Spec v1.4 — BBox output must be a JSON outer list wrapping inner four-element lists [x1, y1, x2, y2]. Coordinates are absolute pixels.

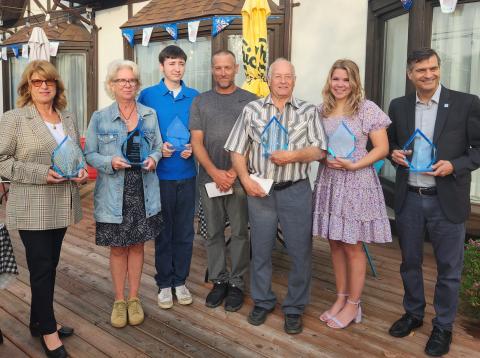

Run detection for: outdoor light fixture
[[86, 6, 93, 20]]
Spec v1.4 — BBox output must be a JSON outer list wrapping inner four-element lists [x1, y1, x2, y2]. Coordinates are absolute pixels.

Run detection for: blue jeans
[[155, 178, 196, 289]]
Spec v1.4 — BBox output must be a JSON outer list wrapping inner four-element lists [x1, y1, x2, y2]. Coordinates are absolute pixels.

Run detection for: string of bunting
[[401, 0, 457, 12], [123, 15, 279, 47], [1, 41, 61, 61]]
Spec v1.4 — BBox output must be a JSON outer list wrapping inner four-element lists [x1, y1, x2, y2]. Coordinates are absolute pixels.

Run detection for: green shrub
[[460, 239, 480, 319]]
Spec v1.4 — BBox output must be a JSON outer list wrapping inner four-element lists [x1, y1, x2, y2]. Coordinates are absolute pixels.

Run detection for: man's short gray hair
[[267, 58, 296, 80], [104, 59, 142, 99]]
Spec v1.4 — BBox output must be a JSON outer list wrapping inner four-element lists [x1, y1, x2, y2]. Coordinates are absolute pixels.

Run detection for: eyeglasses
[[113, 78, 139, 87], [30, 79, 57, 87]]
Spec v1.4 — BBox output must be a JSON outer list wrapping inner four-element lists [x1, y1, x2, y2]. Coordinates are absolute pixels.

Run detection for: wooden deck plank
[[1, 181, 479, 358]]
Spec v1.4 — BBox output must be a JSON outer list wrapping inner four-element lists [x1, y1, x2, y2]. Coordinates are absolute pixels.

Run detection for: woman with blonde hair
[[84, 60, 163, 329], [312, 59, 392, 329], [0, 60, 88, 357]]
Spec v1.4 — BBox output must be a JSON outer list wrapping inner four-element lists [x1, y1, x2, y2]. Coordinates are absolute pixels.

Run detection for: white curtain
[[380, 13, 409, 182], [432, 3, 480, 202], [56, 53, 87, 135], [135, 37, 212, 92], [9, 57, 28, 108]]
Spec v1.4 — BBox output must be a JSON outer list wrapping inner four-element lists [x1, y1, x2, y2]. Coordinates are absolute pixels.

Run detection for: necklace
[[118, 103, 136, 122]]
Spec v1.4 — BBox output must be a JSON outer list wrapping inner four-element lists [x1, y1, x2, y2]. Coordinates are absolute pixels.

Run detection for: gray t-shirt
[[190, 88, 258, 185]]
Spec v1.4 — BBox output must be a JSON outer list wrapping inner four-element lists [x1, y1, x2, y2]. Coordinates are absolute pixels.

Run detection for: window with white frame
[[135, 37, 212, 92], [8, 56, 28, 107], [431, 2, 480, 202]]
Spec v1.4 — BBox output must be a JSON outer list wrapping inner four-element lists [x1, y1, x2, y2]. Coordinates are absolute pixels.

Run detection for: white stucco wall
[[291, 0, 368, 105], [96, 6, 129, 108], [95, 2, 149, 108]]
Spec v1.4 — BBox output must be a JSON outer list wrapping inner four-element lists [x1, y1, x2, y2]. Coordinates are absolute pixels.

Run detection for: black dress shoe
[[284, 314, 303, 334], [425, 327, 452, 357], [247, 306, 274, 326], [205, 282, 228, 308], [40, 336, 68, 358], [224, 285, 244, 312], [389, 313, 423, 338], [30, 323, 74, 338]]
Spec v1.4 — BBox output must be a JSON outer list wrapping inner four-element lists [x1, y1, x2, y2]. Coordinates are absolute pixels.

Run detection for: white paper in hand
[[204, 182, 233, 198], [249, 174, 273, 195]]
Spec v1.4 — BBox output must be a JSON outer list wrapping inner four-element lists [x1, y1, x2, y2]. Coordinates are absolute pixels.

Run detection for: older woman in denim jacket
[[84, 60, 163, 329]]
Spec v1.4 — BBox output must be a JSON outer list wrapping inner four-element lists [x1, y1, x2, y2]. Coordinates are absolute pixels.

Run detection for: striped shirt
[[225, 95, 327, 182]]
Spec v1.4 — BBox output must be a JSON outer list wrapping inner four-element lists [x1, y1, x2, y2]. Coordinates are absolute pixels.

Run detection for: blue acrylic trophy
[[51, 136, 86, 178], [261, 116, 289, 157], [402, 128, 437, 172], [166, 116, 190, 151], [327, 121, 356, 159], [121, 121, 151, 169]]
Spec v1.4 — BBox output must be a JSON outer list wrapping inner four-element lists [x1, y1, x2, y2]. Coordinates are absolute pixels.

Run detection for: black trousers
[[19, 228, 67, 335]]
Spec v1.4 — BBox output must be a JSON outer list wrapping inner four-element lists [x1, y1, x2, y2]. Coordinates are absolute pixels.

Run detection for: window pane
[[9, 57, 28, 108], [432, 3, 480, 202], [56, 53, 87, 135], [227, 34, 247, 87], [135, 37, 212, 92], [381, 13, 409, 182]]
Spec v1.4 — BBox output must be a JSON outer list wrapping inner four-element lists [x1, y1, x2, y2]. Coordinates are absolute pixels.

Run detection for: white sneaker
[[157, 287, 174, 309], [175, 284, 193, 305]]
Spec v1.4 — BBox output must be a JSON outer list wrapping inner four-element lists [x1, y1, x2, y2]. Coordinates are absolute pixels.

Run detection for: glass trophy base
[[408, 167, 433, 173]]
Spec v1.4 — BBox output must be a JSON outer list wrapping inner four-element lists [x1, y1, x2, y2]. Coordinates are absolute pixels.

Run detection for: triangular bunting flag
[[401, 0, 414, 10], [49, 42, 60, 57], [142, 27, 153, 46], [11, 45, 20, 58], [22, 43, 29, 58], [162, 23, 178, 40], [122, 28, 135, 47], [188, 21, 200, 43], [212, 16, 235, 37], [439, 0, 457, 13]]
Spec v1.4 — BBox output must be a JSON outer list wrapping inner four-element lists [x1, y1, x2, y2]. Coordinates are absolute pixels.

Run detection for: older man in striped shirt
[[225, 58, 327, 334]]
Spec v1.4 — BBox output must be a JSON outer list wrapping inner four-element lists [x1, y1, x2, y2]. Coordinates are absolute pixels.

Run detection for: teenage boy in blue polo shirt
[[138, 45, 199, 309]]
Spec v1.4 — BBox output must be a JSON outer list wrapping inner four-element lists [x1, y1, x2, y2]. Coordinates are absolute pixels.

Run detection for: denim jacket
[[84, 102, 163, 223]]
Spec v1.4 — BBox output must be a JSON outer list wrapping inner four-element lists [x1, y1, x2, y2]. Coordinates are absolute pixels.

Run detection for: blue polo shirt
[[138, 79, 199, 180]]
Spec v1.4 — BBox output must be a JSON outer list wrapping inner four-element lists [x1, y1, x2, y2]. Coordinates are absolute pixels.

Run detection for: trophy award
[[402, 128, 437, 172], [261, 116, 289, 157], [121, 123, 151, 169], [51, 136, 86, 178], [327, 121, 356, 158], [166, 116, 190, 151]]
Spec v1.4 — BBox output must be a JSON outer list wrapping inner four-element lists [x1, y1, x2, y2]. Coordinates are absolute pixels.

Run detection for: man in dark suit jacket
[[387, 48, 480, 357]]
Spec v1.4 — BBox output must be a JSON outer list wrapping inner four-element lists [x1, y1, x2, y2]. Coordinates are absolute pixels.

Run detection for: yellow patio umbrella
[[241, 0, 271, 98]]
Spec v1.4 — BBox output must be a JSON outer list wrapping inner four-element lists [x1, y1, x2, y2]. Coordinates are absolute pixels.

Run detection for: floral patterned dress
[[312, 100, 392, 244]]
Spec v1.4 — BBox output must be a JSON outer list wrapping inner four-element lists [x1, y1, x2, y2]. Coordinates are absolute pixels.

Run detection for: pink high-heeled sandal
[[319, 293, 349, 322], [327, 299, 362, 329]]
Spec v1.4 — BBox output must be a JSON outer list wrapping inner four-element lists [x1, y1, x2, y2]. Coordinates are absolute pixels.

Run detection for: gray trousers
[[200, 184, 249, 290], [396, 191, 465, 331], [248, 179, 312, 315]]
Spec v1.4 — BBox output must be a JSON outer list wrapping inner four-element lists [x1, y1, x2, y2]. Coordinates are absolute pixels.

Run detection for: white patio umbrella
[[28, 27, 50, 62]]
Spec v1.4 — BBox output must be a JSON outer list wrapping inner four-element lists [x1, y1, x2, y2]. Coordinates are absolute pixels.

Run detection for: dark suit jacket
[[387, 86, 480, 223]]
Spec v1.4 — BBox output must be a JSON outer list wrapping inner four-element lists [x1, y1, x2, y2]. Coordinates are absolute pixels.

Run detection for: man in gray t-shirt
[[190, 50, 257, 312]]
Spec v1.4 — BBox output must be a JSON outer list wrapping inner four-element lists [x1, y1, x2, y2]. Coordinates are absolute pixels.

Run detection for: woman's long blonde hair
[[321, 59, 364, 117], [16, 60, 67, 110]]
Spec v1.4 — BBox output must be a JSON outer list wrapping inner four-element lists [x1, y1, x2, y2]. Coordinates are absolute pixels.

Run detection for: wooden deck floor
[[1, 181, 479, 357]]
